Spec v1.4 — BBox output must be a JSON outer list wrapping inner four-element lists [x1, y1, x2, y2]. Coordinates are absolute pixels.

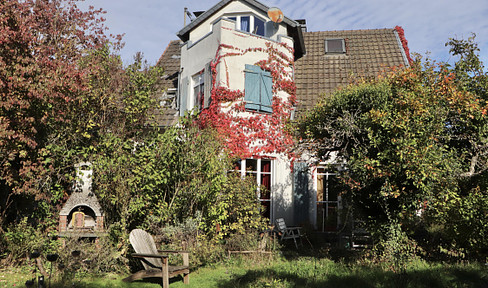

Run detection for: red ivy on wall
[[197, 39, 297, 160], [394, 26, 413, 65]]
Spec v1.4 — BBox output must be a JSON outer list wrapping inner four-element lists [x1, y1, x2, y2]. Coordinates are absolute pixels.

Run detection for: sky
[[78, 0, 488, 68]]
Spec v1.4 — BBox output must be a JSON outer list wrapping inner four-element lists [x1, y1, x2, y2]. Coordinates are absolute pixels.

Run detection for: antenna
[[267, 7, 284, 23], [184, 7, 194, 26]]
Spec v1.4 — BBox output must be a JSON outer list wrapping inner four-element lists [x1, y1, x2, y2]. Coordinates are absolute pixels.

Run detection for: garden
[[2, 1, 488, 287]]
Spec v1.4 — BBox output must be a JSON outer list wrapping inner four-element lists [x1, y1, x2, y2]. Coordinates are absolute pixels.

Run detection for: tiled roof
[[295, 29, 409, 116], [151, 40, 182, 127]]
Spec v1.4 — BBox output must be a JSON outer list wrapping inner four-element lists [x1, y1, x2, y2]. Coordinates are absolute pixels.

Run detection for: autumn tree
[[0, 0, 118, 231], [297, 36, 488, 258]]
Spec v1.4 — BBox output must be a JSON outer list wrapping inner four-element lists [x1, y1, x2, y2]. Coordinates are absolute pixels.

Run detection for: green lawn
[[2, 257, 488, 288]]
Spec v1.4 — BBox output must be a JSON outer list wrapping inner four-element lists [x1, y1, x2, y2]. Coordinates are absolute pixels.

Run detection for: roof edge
[[177, 0, 301, 40], [176, 0, 305, 59]]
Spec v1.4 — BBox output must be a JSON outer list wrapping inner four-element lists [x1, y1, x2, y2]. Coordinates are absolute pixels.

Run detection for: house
[[155, 0, 411, 231]]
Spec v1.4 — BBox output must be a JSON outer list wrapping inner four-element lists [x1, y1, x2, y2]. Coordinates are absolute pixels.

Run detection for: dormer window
[[227, 14, 265, 36], [325, 38, 346, 54]]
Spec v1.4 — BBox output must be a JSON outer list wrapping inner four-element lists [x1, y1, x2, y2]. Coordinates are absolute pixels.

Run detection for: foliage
[[94, 121, 266, 246], [55, 236, 126, 282], [0, 1, 265, 264], [3, 217, 58, 264], [372, 221, 421, 273], [0, 0, 125, 236], [297, 35, 488, 258], [0, 0, 113, 216]]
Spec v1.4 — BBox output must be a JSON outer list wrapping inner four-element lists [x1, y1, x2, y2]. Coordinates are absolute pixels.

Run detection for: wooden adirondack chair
[[122, 229, 189, 287], [274, 218, 303, 249]]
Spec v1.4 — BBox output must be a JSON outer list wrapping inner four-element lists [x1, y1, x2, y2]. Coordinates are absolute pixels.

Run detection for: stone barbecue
[[59, 162, 104, 238]]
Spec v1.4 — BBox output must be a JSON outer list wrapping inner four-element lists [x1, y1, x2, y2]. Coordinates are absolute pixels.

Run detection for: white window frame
[[192, 73, 204, 110], [226, 14, 266, 36], [313, 165, 343, 232], [235, 158, 274, 222]]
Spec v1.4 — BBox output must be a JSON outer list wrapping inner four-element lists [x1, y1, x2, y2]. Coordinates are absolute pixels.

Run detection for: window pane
[[193, 74, 204, 109], [228, 16, 236, 21], [261, 160, 271, 173], [260, 185, 270, 199], [240, 16, 250, 32], [325, 39, 345, 53], [260, 200, 271, 220], [317, 173, 324, 202], [246, 159, 258, 172], [233, 160, 242, 171], [253, 17, 265, 36], [328, 175, 339, 201]]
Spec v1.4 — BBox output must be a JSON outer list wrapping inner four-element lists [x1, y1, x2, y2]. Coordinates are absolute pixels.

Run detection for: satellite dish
[[267, 7, 284, 23]]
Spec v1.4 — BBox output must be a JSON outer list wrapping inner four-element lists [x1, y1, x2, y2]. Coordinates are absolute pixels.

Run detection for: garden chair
[[122, 229, 189, 288], [274, 218, 303, 249]]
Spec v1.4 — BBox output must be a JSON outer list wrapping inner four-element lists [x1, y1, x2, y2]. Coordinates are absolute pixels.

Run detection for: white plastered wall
[[179, 2, 296, 224]]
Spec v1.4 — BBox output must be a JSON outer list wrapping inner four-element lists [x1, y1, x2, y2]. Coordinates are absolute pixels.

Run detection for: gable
[[176, 0, 305, 59]]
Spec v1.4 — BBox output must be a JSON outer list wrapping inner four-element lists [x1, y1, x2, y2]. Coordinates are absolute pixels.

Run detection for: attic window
[[325, 38, 346, 54], [226, 14, 265, 37]]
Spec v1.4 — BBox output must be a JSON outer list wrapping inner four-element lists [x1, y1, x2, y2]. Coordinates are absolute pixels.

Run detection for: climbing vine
[[198, 35, 297, 159], [395, 26, 413, 65]]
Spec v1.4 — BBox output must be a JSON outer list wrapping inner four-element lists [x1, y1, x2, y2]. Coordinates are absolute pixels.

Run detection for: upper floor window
[[192, 73, 204, 110], [227, 14, 265, 36], [244, 64, 273, 113], [325, 38, 346, 54]]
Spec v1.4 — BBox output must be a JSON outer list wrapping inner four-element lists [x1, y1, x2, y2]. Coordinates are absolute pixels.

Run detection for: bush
[[373, 221, 421, 273], [55, 236, 127, 282], [3, 217, 58, 265]]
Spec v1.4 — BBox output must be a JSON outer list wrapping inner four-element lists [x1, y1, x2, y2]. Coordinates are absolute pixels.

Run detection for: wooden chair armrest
[[285, 226, 302, 230], [156, 251, 190, 267], [132, 253, 168, 259]]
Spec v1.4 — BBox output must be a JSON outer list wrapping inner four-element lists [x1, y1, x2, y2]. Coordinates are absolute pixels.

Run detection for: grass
[[2, 256, 488, 288]]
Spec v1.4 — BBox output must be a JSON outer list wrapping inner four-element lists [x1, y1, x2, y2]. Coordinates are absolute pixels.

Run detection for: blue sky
[[79, 0, 488, 68]]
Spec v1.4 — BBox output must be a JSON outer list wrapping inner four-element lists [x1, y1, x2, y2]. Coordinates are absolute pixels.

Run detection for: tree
[[297, 37, 488, 258], [0, 0, 119, 231]]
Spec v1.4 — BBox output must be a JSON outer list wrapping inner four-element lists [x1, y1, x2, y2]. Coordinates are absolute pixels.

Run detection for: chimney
[[296, 19, 307, 33]]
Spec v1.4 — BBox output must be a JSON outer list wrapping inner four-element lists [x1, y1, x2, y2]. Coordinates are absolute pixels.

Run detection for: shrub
[[4, 217, 58, 265], [373, 221, 421, 273]]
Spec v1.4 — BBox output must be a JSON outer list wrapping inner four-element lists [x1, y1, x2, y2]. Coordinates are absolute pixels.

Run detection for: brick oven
[[59, 162, 105, 238]]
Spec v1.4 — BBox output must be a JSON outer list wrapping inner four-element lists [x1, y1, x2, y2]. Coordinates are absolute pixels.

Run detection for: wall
[[179, 4, 299, 224]]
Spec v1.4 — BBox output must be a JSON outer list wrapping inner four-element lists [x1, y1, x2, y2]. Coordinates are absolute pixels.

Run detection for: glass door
[[316, 167, 341, 232]]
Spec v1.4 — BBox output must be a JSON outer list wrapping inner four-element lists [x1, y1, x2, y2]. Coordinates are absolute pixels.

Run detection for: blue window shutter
[[260, 70, 273, 113], [179, 77, 188, 116], [245, 64, 261, 111], [245, 64, 273, 113]]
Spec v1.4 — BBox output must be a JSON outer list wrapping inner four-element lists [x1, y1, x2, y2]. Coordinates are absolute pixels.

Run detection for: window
[[244, 64, 273, 113], [315, 167, 345, 232], [253, 17, 265, 35], [240, 16, 250, 32], [325, 38, 346, 54], [192, 73, 204, 110], [226, 14, 265, 36], [188, 62, 212, 112], [234, 159, 273, 221]]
